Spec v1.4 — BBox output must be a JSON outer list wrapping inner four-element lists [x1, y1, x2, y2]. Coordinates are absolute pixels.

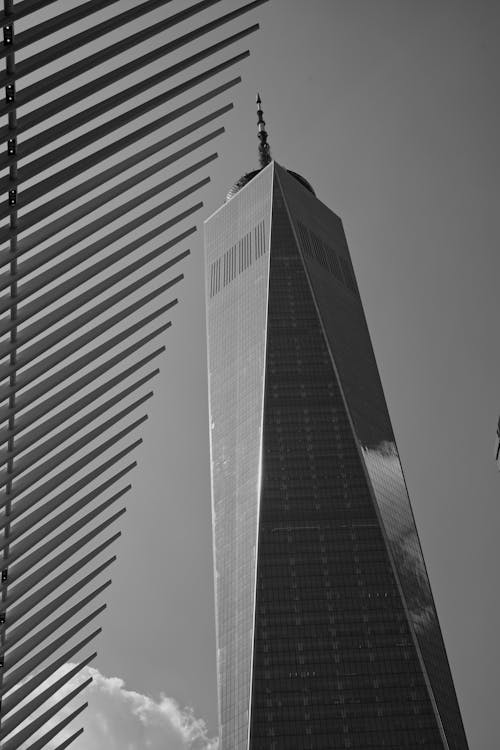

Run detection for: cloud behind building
[[12, 664, 218, 750]]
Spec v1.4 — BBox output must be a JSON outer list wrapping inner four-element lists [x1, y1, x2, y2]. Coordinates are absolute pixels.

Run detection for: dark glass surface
[[275, 164, 468, 749], [249, 175, 446, 749]]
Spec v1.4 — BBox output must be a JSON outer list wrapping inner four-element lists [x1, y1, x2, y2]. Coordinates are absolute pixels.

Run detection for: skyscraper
[[204, 100, 469, 750]]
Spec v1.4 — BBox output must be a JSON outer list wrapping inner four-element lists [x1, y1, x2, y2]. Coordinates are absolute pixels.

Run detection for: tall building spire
[[256, 92, 271, 168]]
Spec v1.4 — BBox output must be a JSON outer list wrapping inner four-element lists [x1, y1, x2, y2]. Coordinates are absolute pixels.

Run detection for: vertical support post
[[1, 0, 17, 723]]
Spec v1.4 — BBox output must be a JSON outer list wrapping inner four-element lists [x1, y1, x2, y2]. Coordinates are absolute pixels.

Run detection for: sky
[[10, 1, 500, 749]]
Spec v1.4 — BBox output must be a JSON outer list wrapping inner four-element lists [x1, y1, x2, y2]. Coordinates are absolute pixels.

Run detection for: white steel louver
[[0, 0, 268, 746]]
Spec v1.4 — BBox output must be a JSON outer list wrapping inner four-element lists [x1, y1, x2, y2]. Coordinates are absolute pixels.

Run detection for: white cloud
[[12, 664, 218, 750]]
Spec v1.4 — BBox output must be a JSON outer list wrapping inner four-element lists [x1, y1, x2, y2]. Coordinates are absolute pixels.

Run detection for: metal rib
[[0, 241, 189, 341], [4, 292, 174, 383], [0, 392, 148, 476], [6, 555, 115, 629], [0, 655, 95, 736], [0, 304, 172, 400], [6, 489, 129, 570], [13, 125, 224, 236], [6, 203, 199, 310], [2, 324, 167, 422], [0, 389, 152, 479], [8, 24, 257, 139], [16, 707, 87, 750], [9, 371, 158, 463], [0, 286, 172, 381], [1, 0, 262, 88], [0, 107, 229, 223], [0, 166, 211, 274], [3, 0, 212, 79], [0, 325, 165, 425], [2, 466, 134, 548], [0, 432, 140, 526], [2, 275, 179, 373], [0, 384, 152, 477], [6, 1, 265, 112], [8, 0, 133, 52], [4, 608, 104, 677], [49, 728, 85, 750], [1, 430, 140, 526], [0, 281, 175, 378], [4, 582, 108, 652], [12, 52, 248, 169], [2, 299, 173, 397], [0, 1, 59, 27], [2, 399, 144, 500], [9, 512, 123, 586], [0, 80, 238, 195], [12, 349, 160, 440], [0, 657, 94, 736], [1, 688, 89, 750], [5, 593, 105, 665], [6, 527, 121, 608], [0, 167, 209, 276], [1, 457, 134, 544], [1, 619, 100, 696]]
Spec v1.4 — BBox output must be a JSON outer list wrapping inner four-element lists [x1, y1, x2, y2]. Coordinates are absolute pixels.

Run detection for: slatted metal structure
[[0, 0, 267, 746]]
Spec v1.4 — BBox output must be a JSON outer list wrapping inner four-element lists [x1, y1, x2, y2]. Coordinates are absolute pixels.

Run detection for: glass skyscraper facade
[[204, 161, 468, 750]]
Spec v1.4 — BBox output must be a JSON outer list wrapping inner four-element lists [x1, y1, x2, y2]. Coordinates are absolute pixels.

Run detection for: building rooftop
[[226, 166, 315, 202]]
